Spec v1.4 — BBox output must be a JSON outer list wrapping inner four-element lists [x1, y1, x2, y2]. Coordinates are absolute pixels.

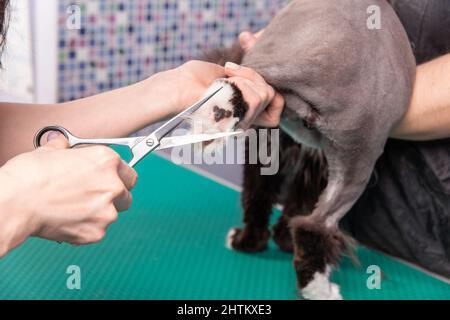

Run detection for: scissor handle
[[34, 125, 142, 150], [34, 126, 74, 148]]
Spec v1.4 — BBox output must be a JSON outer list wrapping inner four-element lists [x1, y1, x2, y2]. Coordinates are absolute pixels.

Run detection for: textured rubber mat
[[0, 153, 448, 300]]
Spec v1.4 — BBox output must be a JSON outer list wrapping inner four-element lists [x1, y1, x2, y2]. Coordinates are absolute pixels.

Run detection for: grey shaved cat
[[192, 0, 416, 299]]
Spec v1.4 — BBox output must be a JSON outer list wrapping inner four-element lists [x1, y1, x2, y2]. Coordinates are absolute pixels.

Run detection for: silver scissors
[[34, 87, 242, 167]]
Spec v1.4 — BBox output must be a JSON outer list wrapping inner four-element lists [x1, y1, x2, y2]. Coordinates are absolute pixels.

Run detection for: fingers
[[227, 77, 270, 127], [254, 93, 285, 128], [225, 64, 275, 105], [118, 160, 138, 191], [71, 205, 120, 245], [234, 29, 283, 127], [224, 62, 267, 85], [92, 146, 137, 191], [114, 188, 133, 212], [88, 147, 137, 212], [114, 161, 136, 212], [239, 29, 265, 53], [100, 149, 137, 210], [239, 32, 257, 53], [42, 132, 70, 150], [224, 63, 282, 127], [32, 144, 137, 246], [108, 152, 136, 212]]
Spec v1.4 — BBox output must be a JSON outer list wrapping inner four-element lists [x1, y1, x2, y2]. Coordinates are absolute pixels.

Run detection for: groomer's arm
[[391, 54, 450, 141], [0, 61, 282, 164], [0, 62, 224, 163]]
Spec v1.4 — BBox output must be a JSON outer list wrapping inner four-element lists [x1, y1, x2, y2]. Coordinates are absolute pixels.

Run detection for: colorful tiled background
[[57, 0, 288, 102]]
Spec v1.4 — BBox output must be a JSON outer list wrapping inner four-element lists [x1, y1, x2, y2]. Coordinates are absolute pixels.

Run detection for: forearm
[[61, 71, 181, 137], [0, 70, 181, 163], [391, 54, 450, 141]]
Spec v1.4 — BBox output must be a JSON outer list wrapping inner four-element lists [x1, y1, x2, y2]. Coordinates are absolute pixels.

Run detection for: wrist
[[140, 68, 186, 120], [0, 168, 36, 257]]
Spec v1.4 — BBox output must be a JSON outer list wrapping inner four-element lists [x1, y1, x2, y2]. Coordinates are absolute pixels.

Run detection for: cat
[[191, 0, 416, 299]]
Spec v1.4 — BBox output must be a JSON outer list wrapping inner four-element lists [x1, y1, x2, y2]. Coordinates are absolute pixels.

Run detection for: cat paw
[[226, 228, 239, 250], [301, 282, 342, 300], [188, 79, 248, 154], [226, 227, 270, 252], [300, 267, 343, 300]]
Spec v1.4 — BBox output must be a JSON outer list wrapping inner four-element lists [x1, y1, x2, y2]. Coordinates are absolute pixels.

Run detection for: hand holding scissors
[[34, 87, 242, 167]]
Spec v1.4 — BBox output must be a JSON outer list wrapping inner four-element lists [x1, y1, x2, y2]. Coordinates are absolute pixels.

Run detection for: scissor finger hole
[[34, 126, 70, 148]]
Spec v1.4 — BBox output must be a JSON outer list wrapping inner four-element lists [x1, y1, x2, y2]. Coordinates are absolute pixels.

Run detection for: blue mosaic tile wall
[[57, 0, 288, 102]]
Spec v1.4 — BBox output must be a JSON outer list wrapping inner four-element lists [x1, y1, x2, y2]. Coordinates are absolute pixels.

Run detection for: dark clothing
[[345, 0, 450, 277], [347, 140, 450, 277], [389, 0, 450, 64]]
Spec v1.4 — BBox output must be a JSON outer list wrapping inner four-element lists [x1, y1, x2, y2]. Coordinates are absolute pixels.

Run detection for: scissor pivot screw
[[146, 139, 155, 147]]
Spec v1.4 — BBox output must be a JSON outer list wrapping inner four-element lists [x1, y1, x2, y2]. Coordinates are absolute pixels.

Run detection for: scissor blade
[[128, 86, 225, 167], [152, 86, 223, 141], [156, 131, 244, 151]]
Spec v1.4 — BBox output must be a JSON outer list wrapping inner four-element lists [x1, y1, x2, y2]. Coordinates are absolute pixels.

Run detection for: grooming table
[[0, 152, 448, 300]]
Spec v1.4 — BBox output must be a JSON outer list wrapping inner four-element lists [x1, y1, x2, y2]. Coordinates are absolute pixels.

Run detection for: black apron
[[344, 0, 450, 278]]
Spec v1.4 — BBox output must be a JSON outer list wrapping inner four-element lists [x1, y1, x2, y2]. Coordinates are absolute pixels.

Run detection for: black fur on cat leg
[[290, 217, 351, 300], [273, 144, 328, 252], [227, 133, 283, 252]]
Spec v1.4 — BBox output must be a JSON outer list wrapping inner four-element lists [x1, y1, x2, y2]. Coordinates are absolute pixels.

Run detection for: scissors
[[34, 87, 242, 167]]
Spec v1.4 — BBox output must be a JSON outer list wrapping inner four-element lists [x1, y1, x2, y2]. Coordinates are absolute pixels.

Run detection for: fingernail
[[47, 131, 61, 142], [131, 174, 138, 189], [225, 62, 240, 70]]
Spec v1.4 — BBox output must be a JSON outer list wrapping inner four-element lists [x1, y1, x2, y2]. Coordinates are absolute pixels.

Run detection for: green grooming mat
[[0, 153, 448, 300]]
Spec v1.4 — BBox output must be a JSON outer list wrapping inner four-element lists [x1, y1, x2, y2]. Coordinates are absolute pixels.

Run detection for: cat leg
[[227, 135, 282, 252], [291, 218, 348, 300], [291, 151, 372, 300], [192, 76, 277, 252], [188, 79, 248, 153], [273, 146, 327, 253]]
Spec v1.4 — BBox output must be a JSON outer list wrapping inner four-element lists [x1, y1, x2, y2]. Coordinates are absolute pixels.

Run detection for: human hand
[[224, 62, 284, 128], [233, 29, 285, 127], [0, 134, 137, 255], [239, 29, 265, 53], [174, 59, 284, 128]]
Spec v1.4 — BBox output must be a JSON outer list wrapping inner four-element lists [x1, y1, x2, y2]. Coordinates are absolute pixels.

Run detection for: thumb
[[255, 93, 285, 128], [118, 160, 138, 191], [239, 31, 257, 53], [44, 131, 70, 150]]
